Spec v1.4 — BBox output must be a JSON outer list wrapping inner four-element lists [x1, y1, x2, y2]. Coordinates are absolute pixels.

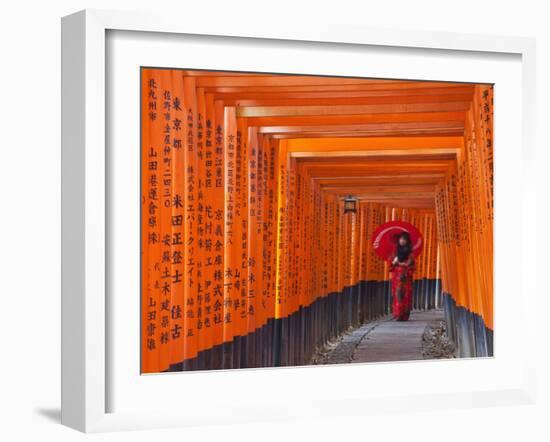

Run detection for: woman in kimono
[[389, 231, 416, 321]]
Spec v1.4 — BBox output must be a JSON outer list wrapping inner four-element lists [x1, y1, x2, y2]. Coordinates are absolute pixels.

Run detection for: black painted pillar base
[[442, 292, 493, 358]]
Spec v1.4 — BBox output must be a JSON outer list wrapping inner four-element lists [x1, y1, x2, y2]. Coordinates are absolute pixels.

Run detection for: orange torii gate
[[141, 68, 493, 373]]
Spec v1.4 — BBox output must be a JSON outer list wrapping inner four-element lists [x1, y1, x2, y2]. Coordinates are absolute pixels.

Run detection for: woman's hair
[[397, 231, 411, 245], [395, 231, 412, 261]]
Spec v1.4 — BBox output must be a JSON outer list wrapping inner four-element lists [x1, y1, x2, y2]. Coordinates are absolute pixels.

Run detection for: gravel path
[[311, 309, 450, 365], [310, 317, 391, 365], [420, 316, 456, 359]]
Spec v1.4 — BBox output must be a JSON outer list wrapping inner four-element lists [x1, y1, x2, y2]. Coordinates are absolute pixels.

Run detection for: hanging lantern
[[343, 195, 357, 214]]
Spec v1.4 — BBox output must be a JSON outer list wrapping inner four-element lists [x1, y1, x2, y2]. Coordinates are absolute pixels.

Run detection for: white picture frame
[[61, 9, 537, 433]]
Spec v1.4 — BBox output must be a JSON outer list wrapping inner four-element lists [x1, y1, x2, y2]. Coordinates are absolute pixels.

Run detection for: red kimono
[[389, 253, 415, 321]]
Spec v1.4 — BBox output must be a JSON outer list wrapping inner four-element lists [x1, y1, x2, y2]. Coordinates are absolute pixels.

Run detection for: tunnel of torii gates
[[141, 68, 494, 374]]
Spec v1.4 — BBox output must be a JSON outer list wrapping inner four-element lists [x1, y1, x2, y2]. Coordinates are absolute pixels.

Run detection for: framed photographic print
[[61, 9, 537, 433]]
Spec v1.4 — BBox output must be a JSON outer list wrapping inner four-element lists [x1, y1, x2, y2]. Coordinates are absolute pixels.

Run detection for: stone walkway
[[313, 309, 446, 365], [354, 309, 445, 363]]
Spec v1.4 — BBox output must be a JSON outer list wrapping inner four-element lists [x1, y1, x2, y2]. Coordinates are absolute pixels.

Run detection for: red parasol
[[371, 220, 423, 261]]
